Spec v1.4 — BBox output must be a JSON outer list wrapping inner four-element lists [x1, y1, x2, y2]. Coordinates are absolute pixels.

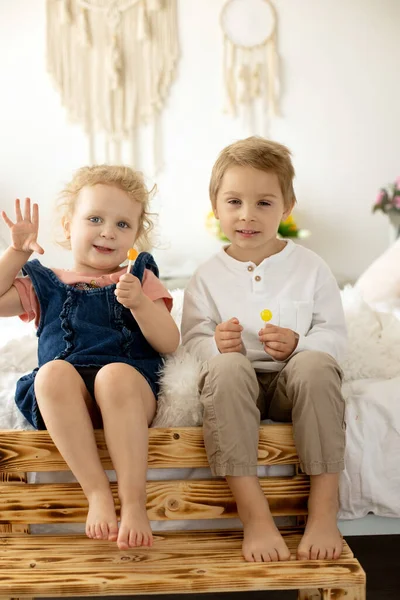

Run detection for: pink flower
[[374, 190, 385, 206], [395, 176, 400, 189], [393, 195, 400, 209]]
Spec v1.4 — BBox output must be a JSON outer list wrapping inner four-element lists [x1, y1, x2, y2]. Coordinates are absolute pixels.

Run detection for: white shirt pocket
[[279, 300, 313, 334]]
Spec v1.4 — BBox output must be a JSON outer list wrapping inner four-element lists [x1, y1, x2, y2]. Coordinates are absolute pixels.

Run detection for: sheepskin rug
[[153, 286, 400, 427]]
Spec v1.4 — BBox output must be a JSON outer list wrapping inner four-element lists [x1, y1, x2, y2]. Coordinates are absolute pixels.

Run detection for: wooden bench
[[0, 424, 366, 599]]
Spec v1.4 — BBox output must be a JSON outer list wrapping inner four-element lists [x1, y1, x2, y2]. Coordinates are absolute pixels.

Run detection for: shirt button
[[255, 275, 262, 282], [247, 266, 254, 272]]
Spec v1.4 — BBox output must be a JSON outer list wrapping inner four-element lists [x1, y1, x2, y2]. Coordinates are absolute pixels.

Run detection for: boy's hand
[[215, 317, 243, 353], [258, 324, 299, 361], [112, 273, 144, 310], [1, 198, 44, 255]]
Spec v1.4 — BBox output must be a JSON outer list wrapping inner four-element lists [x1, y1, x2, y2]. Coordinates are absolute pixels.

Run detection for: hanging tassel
[[238, 59, 252, 105], [137, 1, 150, 41], [60, 0, 72, 25], [108, 33, 123, 91], [147, 0, 162, 12], [77, 8, 91, 48], [251, 63, 261, 99], [266, 37, 279, 117]]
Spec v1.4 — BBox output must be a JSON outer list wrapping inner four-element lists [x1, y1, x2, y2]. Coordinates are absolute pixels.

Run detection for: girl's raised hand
[[1, 198, 44, 255]]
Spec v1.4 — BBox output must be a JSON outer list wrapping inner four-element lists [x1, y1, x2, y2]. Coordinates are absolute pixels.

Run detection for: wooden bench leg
[[298, 586, 366, 599], [0, 473, 32, 600]]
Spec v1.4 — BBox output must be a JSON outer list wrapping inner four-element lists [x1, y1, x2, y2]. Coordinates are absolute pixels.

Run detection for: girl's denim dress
[[15, 252, 164, 429]]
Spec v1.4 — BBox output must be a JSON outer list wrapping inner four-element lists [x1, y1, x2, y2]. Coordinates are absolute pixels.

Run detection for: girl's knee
[[34, 360, 77, 395], [95, 362, 138, 389], [95, 364, 152, 410]]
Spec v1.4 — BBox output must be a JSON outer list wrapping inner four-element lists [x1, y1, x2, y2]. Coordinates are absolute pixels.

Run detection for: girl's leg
[[94, 363, 156, 550], [34, 360, 118, 541]]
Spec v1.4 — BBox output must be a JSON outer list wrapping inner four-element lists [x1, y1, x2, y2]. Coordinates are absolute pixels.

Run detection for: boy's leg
[[270, 350, 345, 560], [94, 363, 156, 550], [199, 352, 290, 562], [34, 360, 118, 541]]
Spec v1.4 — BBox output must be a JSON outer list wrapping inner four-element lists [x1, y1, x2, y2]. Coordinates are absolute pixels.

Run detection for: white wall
[[1, 0, 399, 281]]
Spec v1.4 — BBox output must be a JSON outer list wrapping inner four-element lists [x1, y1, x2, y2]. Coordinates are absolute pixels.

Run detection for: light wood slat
[[298, 587, 366, 600], [0, 475, 309, 523], [0, 472, 29, 535], [0, 424, 298, 472], [0, 559, 366, 597], [0, 531, 354, 569]]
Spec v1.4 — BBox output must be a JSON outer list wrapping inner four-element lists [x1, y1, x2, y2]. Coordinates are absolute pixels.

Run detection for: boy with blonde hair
[[181, 137, 347, 563]]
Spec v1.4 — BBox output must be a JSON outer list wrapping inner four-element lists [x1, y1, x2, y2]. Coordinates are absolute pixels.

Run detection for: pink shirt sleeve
[[12, 277, 41, 325], [142, 269, 173, 312]]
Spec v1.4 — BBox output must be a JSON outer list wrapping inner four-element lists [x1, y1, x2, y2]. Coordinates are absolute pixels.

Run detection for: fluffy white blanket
[[1, 286, 400, 429]]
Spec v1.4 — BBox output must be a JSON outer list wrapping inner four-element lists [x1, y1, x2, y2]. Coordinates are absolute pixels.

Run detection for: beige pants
[[199, 351, 345, 477]]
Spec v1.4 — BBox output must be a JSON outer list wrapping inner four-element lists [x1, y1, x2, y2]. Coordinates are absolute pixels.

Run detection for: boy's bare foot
[[242, 516, 291, 562], [117, 500, 153, 550], [86, 489, 118, 541], [297, 513, 343, 560], [227, 475, 291, 562]]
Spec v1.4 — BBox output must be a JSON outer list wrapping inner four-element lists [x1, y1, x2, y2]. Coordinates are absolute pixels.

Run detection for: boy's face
[[214, 166, 292, 261]]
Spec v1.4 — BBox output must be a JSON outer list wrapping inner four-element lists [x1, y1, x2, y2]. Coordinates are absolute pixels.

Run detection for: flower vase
[[389, 211, 400, 245]]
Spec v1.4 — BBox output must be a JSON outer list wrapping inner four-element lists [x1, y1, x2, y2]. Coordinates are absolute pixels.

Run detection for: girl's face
[[63, 184, 143, 275]]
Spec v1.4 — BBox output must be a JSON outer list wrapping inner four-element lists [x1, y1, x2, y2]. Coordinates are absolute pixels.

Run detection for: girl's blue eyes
[[88, 217, 129, 228]]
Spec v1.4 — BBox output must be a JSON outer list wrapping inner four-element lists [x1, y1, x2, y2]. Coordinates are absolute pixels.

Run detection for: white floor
[[338, 515, 400, 536]]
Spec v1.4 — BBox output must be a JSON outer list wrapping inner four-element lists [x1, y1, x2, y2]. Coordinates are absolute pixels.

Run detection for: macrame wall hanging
[[220, 0, 280, 133], [46, 0, 179, 171]]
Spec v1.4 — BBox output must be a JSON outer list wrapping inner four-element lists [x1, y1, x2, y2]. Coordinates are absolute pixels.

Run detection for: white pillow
[[355, 238, 400, 304]]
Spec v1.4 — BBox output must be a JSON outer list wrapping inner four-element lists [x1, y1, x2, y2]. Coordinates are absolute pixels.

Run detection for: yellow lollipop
[[260, 309, 273, 323], [126, 248, 138, 273]]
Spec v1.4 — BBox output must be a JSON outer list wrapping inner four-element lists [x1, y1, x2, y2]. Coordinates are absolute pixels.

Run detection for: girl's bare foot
[[86, 489, 118, 541], [117, 500, 153, 550], [242, 516, 291, 562]]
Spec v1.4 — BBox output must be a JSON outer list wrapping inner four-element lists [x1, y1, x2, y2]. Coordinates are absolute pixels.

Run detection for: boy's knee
[[289, 351, 342, 383], [200, 352, 253, 385], [208, 351, 250, 373]]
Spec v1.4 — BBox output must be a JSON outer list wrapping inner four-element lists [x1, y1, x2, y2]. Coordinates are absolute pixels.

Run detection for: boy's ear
[[213, 206, 219, 219], [282, 200, 295, 222], [62, 217, 71, 240], [282, 208, 292, 222]]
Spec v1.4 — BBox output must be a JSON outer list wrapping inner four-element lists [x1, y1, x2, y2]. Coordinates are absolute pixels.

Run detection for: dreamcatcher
[[46, 0, 179, 170], [220, 0, 280, 132]]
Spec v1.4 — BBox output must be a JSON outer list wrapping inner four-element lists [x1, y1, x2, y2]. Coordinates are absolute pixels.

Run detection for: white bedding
[[1, 286, 400, 523]]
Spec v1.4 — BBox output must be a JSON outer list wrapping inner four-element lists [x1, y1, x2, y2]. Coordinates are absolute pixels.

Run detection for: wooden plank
[[0, 424, 298, 472], [0, 475, 309, 523], [0, 473, 29, 535], [0, 559, 366, 597], [0, 532, 354, 569], [299, 587, 366, 600]]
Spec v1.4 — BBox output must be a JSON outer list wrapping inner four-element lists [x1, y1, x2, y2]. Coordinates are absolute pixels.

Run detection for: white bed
[[1, 286, 400, 536]]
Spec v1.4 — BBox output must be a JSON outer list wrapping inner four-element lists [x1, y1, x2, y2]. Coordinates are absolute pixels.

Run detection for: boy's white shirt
[[181, 240, 347, 371]]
